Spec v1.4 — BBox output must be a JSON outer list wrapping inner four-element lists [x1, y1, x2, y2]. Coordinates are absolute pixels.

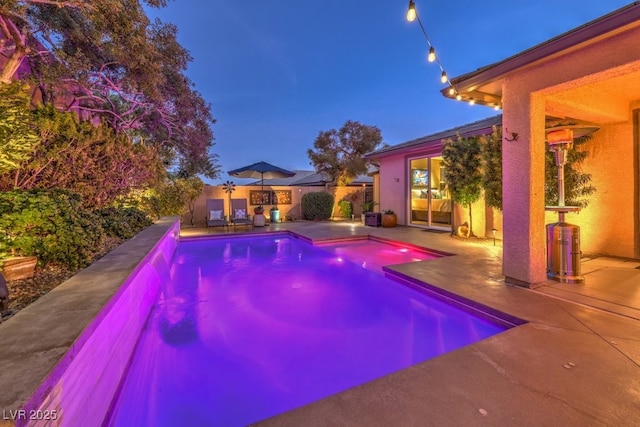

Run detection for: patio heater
[[544, 125, 598, 283]]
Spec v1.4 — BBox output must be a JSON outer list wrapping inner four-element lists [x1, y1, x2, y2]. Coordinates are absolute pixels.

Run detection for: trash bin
[[546, 222, 583, 283], [270, 209, 280, 223]]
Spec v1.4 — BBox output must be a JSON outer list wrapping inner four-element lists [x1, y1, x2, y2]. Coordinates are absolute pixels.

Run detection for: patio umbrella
[[228, 161, 295, 206]]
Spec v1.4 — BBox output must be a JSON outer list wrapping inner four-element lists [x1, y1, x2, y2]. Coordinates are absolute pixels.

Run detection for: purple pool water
[[317, 238, 440, 274], [108, 235, 506, 426]]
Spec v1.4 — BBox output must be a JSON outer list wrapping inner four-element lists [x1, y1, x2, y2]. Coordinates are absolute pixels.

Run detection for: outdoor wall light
[[504, 129, 519, 142], [492, 228, 497, 246], [406, 0, 416, 22]]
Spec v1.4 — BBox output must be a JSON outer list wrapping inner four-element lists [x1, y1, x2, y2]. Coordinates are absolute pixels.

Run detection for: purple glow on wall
[[21, 222, 180, 427]]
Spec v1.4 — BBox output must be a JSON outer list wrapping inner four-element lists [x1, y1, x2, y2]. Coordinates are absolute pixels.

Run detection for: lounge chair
[[205, 199, 229, 232], [230, 199, 253, 230]]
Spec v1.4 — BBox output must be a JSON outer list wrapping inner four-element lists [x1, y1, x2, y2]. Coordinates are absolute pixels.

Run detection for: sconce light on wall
[[504, 129, 519, 142]]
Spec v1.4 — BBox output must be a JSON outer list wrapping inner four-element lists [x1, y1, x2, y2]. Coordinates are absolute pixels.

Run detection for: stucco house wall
[[502, 26, 640, 267], [543, 119, 635, 257], [378, 153, 408, 224], [186, 184, 376, 226]]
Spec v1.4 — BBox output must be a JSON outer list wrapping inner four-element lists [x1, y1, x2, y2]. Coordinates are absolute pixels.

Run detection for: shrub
[[0, 189, 105, 270], [338, 200, 353, 218], [95, 206, 152, 239], [301, 191, 334, 220]]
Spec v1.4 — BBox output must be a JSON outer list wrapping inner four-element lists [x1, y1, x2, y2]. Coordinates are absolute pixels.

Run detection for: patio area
[[182, 220, 640, 425]]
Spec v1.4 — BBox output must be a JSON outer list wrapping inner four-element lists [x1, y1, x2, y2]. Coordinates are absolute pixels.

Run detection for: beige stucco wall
[[543, 119, 635, 257], [185, 185, 377, 226], [378, 153, 409, 224], [500, 23, 640, 284], [185, 185, 311, 226]]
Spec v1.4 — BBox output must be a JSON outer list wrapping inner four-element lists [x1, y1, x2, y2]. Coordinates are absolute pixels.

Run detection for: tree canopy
[[481, 126, 503, 210], [307, 120, 383, 186], [0, 106, 162, 208], [0, 83, 39, 174], [0, 0, 219, 179]]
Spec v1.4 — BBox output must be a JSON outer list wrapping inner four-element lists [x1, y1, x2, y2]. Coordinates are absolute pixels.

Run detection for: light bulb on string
[[440, 71, 448, 84], [448, 87, 455, 96], [406, 0, 416, 22], [427, 46, 436, 62]]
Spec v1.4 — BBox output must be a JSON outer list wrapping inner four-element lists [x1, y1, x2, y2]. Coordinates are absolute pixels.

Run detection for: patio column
[[501, 90, 547, 287]]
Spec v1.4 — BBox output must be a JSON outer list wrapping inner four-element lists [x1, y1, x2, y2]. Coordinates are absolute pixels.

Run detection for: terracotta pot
[[382, 213, 397, 228], [1, 256, 37, 281]]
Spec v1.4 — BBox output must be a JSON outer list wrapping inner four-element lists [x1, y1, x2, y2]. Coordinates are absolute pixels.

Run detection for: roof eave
[[441, 2, 640, 106]]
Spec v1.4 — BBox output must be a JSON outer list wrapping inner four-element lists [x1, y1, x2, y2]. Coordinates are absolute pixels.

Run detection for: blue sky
[[146, 1, 632, 184]]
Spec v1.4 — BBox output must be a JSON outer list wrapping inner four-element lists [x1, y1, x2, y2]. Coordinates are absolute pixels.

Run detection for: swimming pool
[[107, 235, 507, 426]]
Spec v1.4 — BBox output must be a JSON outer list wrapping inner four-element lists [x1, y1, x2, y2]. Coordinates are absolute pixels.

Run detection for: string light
[[405, 2, 504, 111], [406, 0, 456, 96], [427, 46, 436, 62], [406, 0, 417, 22]]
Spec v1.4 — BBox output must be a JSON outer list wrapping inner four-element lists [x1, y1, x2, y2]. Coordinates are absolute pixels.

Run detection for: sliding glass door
[[408, 156, 452, 229]]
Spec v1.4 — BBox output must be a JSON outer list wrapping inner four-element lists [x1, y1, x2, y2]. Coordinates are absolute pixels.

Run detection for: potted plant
[[270, 205, 280, 223], [382, 209, 397, 228]]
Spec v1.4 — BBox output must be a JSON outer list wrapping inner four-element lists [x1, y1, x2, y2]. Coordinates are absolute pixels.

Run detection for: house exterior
[[374, 3, 640, 287], [366, 115, 502, 237]]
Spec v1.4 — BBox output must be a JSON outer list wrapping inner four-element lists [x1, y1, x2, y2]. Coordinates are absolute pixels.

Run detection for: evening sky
[[145, 1, 632, 184]]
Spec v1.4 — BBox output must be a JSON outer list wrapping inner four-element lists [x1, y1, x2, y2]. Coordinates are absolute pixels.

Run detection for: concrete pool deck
[[185, 221, 640, 426], [1, 219, 638, 425]]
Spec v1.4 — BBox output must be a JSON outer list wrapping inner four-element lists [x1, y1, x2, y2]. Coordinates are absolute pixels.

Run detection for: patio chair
[[205, 199, 229, 232], [230, 198, 253, 230]]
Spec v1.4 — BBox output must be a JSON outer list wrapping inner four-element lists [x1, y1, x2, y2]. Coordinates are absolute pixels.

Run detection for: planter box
[[1, 256, 37, 281]]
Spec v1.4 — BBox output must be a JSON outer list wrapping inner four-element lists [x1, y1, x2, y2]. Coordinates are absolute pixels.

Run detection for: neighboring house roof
[[366, 115, 502, 160], [248, 170, 373, 186], [441, 3, 640, 106]]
